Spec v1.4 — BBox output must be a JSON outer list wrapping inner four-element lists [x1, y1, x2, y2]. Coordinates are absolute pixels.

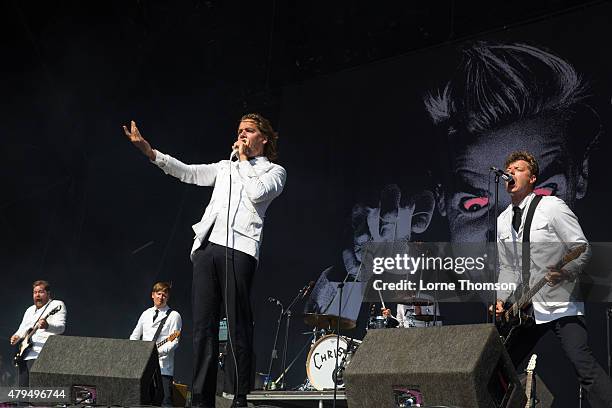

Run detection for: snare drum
[[306, 335, 358, 390]]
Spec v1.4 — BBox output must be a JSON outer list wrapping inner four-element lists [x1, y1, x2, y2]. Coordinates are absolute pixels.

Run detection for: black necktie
[[512, 206, 522, 233], [153, 309, 159, 323]]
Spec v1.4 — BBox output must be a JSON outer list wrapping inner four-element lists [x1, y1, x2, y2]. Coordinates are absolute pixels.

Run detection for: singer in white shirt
[[130, 282, 181, 407], [494, 151, 612, 407], [124, 113, 286, 408]]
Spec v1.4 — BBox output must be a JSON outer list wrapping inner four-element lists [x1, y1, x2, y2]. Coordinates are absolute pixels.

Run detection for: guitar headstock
[[526, 354, 537, 372], [168, 331, 181, 342], [47, 305, 62, 316], [562, 244, 587, 265]]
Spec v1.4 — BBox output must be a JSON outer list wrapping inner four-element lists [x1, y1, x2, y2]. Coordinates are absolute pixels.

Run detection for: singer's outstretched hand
[[123, 120, 156, 161]]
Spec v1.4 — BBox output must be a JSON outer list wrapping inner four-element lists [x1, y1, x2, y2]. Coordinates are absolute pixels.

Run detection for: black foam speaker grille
[[30, 335, 162, 406], [343, 324, 525, 408]]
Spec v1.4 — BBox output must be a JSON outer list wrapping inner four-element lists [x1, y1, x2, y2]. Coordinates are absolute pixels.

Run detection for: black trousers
[[191, 242, 256, 406], [17, 359, 34, 387], [161, 375, 173, 407], [507, 315, 612, 408]]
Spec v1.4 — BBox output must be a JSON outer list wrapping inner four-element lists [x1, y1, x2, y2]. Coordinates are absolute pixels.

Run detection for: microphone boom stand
[[491, 173, 501, 324], [273, 285, 309, 390], [265, 300, 284, 390], [333, 282, 344, 408]]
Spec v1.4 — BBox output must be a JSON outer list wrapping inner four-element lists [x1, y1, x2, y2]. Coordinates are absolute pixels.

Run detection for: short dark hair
[[32, 280, 50, 292], [504, 151, 539, 180], [152, 282, 171, 294], [240, 113, 279, 161]]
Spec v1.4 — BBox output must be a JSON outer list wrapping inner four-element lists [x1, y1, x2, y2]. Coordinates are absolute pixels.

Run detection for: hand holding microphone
[[231, 139, 250, 161]]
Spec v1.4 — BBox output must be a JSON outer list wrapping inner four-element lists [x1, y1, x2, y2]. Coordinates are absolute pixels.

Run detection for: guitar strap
[[521, 194, 543, 294], [152, 308, 173, 343]]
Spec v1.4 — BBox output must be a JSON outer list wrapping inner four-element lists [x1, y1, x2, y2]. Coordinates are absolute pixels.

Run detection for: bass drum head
[[306, 334, 349, 391]]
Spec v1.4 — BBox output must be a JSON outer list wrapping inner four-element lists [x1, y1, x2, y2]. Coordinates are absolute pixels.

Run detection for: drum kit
[[299, 297, 441, 391], [262, 274, 443, 393]]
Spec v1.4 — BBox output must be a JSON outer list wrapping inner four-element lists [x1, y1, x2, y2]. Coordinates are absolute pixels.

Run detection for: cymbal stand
[[274, 334, 315, 389]]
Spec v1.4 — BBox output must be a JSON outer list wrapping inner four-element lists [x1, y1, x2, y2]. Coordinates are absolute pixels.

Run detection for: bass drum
[[306, 334, 358, 391]]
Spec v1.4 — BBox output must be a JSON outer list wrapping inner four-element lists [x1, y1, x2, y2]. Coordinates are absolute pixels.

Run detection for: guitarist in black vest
[[493, 151, 612, 407], [10, 280, 66, 387], [130, 282, 182, 407]]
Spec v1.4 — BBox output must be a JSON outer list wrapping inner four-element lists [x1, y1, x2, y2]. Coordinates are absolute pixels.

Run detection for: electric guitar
[[156, 330, 181, 349], [496, 244, 586, 343], [13, 304, 62, 366], [525, 354, 538, 408]]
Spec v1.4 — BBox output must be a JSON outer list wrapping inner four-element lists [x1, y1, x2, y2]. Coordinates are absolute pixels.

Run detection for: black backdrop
[[2, 2, 612, 406]]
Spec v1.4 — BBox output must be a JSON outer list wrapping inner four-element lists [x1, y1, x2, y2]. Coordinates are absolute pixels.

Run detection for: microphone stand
[[265, 299, 284, 390], [607, 305, 612, 376], [490, 172, 502, 324], [274, 285, 309, 390], [333, 281, 344, 408]]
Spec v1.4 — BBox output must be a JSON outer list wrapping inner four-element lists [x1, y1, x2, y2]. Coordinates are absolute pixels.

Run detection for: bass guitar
[[156, 330, 181, 348], [13, 304, 62, 366]]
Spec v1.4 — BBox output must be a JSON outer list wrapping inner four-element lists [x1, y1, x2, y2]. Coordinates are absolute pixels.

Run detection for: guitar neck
[[525, 374, 534, 408], [507, 246, 582, 317], [515, 277, 548, 310]]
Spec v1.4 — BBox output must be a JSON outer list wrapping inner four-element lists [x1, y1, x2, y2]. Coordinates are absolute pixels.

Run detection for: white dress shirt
[[153, 151, 286, 260], [13, 299, 66, 360], [130, 305, 182, 376], [497, 193, 591, 324]]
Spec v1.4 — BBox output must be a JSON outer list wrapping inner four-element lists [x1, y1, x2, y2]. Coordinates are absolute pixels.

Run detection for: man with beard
[[10, 280, 66, 387]]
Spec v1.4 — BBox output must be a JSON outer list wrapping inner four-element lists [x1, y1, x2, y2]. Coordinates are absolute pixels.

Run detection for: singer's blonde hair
[[240, 113, 279, 161]]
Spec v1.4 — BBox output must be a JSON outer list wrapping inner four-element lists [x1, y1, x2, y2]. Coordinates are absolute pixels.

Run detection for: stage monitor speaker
[[344, 324, 525, 408], [30, 335, 162, 406]]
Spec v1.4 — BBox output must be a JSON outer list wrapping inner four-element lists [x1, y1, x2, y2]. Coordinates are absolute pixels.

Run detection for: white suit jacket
[[153, 150, 286, 260]]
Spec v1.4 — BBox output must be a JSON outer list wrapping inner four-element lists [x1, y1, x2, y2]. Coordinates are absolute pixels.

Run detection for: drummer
[[382, 296, 442, 328]]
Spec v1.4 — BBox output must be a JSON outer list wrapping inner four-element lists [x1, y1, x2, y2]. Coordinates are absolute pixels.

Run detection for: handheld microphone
[[490, 166, 515, 185]]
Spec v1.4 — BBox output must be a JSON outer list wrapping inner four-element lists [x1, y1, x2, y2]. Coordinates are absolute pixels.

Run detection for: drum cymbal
[[384, 294, 434, 306], [403, 298, 434, 306], [371, 288, 434, 305], [413, 314, 443, 322], [303, 313, 356, 330]]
